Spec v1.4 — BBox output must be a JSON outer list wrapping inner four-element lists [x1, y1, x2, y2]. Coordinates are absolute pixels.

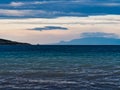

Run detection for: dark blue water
[[0, 45, 120, 90]]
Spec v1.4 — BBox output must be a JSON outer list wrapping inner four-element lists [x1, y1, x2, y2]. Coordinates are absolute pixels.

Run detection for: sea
[[0, 45, 120, 90]]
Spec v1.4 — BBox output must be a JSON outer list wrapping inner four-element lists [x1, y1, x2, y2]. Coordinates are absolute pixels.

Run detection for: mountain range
[[56, 37, 120, 45], [1, 37, 120, 45]]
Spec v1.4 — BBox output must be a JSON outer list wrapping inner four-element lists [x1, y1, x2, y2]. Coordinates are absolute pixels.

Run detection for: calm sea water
[[0, 45, 120, 90]]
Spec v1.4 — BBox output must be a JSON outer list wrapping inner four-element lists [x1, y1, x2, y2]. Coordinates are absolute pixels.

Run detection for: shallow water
[[0, 45, 120, 90]]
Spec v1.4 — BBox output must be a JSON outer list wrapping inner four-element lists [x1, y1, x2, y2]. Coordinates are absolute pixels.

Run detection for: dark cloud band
[[29, 26, 68, 31]]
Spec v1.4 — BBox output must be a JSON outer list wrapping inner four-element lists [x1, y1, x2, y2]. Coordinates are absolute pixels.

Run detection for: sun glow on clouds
[[0, 15, 120, 44]]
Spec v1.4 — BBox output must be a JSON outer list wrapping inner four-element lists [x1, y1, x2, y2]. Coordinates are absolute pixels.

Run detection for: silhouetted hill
[[56, 37, 120, 45], [0, 39, 30, 45]]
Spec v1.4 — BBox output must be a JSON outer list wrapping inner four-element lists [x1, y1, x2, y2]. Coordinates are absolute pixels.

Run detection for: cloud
[[81, 32, 118, 38], [101, 3, 120, 6], [0, 9, 26, 16], [0, 0, 120, 18], [0, 9, 47, 17], [29, 26, 68, 31], [9, 1, 46, 7], [3, 15, 119, 25], [9, 2, 24, 7], [0, 9, 83, 18]]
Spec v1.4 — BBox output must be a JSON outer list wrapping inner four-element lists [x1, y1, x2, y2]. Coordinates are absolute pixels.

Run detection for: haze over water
[[0, 45, 120, 90]]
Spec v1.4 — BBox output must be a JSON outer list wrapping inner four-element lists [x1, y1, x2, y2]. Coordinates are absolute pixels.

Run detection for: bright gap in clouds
[[0, 15, 120, 44]]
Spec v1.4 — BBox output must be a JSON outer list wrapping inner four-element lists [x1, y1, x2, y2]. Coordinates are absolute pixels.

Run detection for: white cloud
[[0, 9, 46, 16], [33, 1, 46, 4], [0, 9, 26, 16], [9, 2, 24, 7], [100, 3, 120, 6], [9, 1, 47, 7], [0, 9, 83, 17]]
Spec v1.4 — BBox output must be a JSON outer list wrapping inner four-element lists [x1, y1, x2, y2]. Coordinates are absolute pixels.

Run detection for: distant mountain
[[56, 37, 120, 45], [0, 39, 30, 45]]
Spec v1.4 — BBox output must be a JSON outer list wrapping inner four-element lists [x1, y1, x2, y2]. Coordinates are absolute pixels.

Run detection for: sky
[[0, 0, 120, 44]]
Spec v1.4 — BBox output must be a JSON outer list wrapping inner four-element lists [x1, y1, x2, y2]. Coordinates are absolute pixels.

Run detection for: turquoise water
[[0, 45, 120, 90]]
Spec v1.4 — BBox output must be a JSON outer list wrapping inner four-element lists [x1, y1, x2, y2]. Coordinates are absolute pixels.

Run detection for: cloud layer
[[0, 0, 120, 18], [0, 15, 120, 44]]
